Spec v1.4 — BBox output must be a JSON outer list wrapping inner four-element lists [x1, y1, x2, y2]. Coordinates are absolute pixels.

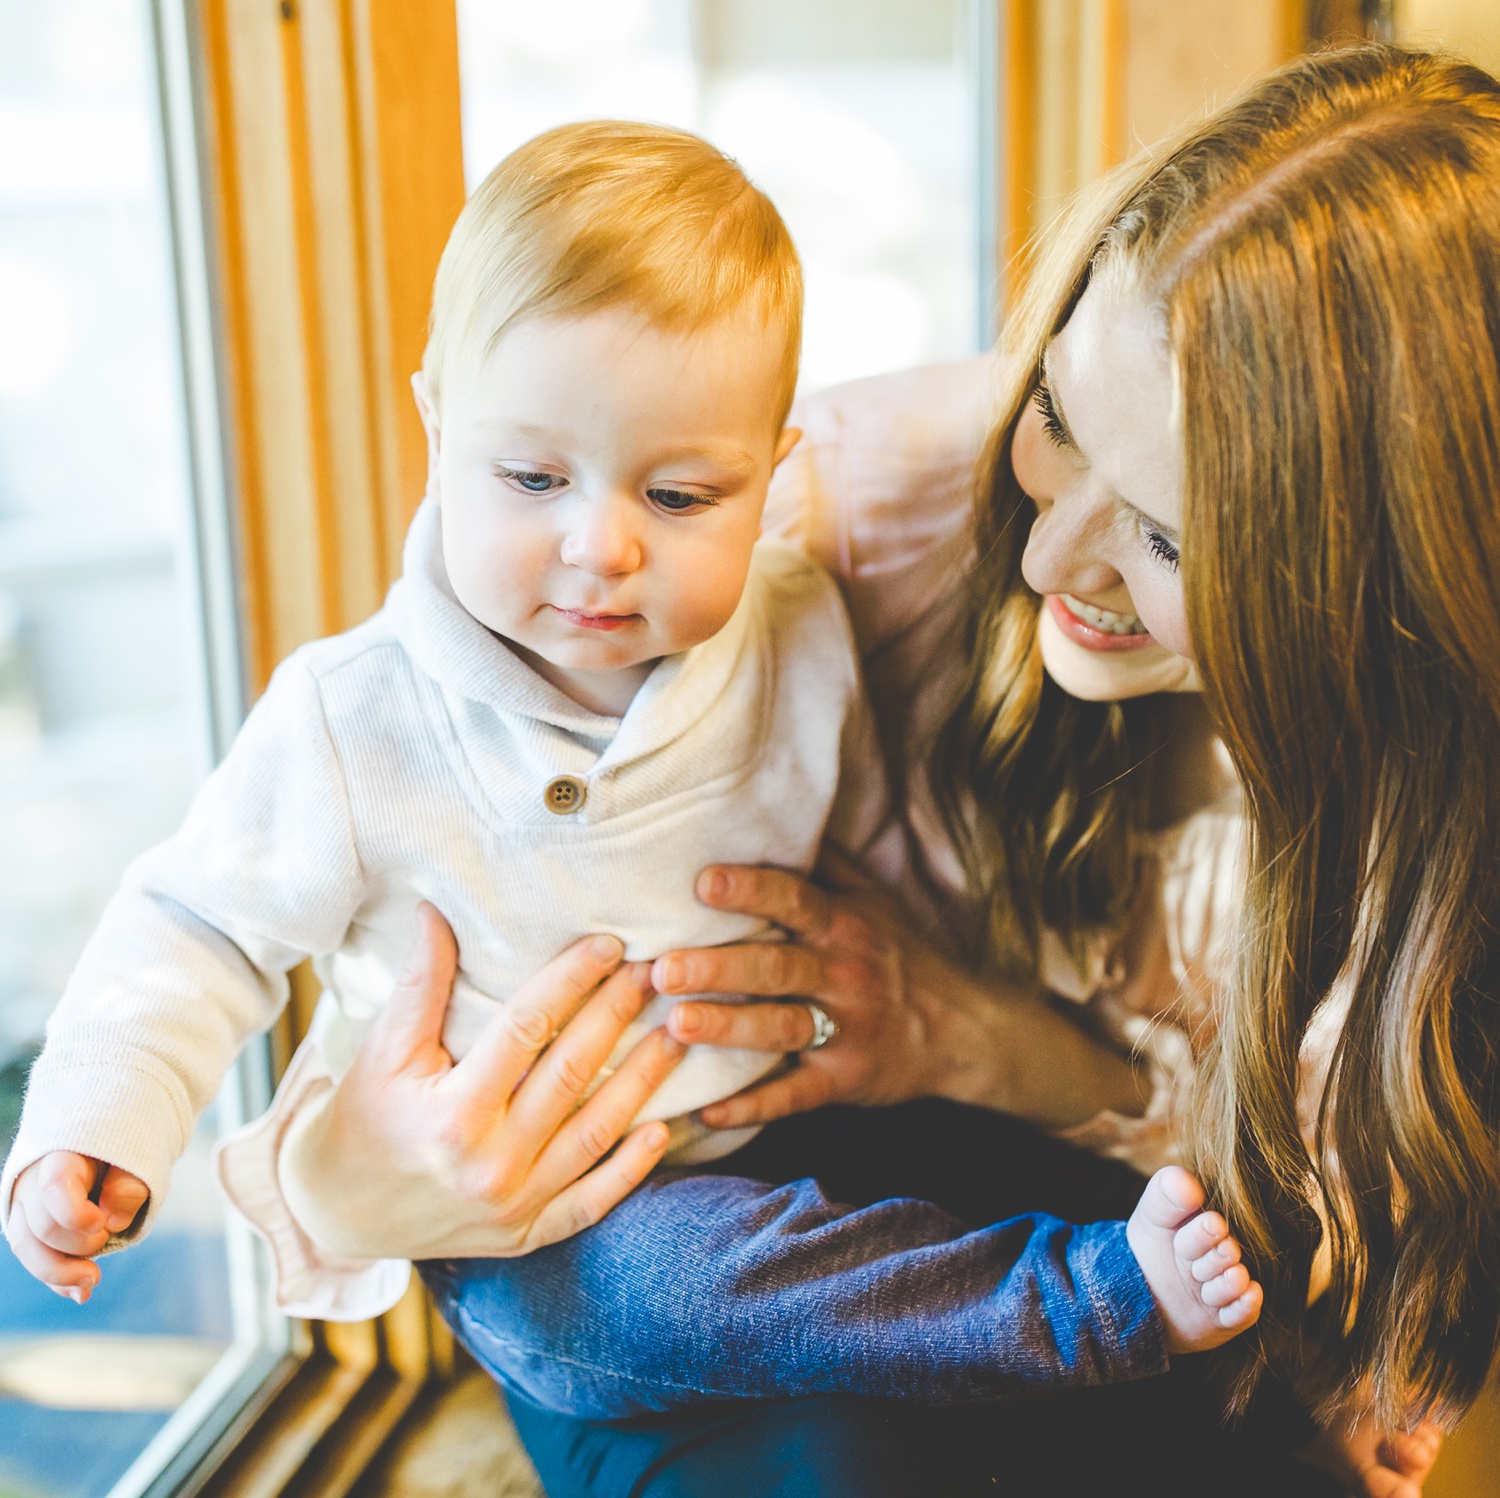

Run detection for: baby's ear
[[772, 425, 803, 468], [411, 372, 442, 502]]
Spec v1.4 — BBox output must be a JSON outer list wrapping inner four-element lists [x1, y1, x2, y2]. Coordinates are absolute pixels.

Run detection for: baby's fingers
[[97, 1167, 149, 1235], [30, 1154, 110, 1255], [6, 1205, 102, 1302]]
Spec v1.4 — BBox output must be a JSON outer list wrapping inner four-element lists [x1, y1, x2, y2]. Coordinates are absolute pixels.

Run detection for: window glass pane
[[455, 0, 984, 392], [0, 2, 259, 1493]]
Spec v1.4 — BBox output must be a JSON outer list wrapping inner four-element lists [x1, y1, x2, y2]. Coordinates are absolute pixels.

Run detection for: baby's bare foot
[[1125, 1166, 1262, 1354]]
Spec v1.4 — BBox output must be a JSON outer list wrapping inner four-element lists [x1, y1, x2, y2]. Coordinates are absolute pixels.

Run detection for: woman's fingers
[[500, 962, 656, 1144], [524, 1121, 674, 1251], [363, 902, 461, 1069], [814, 844, 884, 895], [694, 865, 838, 939], [451, 932, 625, 1112], [524, 1027, 686, 1205], [667, 998, 819, 1052], [700, 1059, 836, 1129], [652, 940, 826, 1001]]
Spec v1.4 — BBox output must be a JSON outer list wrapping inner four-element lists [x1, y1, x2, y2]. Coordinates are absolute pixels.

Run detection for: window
[[0, 4, 285, 1495], [456, 0, 994, 393]]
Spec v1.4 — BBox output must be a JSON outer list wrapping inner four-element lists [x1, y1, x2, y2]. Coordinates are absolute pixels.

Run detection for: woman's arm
[[657, 863, 1151, 1133]]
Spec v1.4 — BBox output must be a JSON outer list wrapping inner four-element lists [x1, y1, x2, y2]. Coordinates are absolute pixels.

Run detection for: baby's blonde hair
[[423, 120, 802, 424]]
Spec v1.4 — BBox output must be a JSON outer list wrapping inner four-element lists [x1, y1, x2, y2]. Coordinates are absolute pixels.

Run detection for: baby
[[2, 122, 1259, 1363]]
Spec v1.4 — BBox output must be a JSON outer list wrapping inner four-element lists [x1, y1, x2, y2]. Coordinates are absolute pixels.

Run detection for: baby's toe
[[1201, 1263, 1251, 1308], [1217, 1283, 1263, 1330], [1173, 1210, 1228, 1265], [1189, 1235, 1241, 1284]]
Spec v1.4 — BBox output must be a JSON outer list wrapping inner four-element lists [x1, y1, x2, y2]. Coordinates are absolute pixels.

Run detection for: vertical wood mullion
[[298, 0, 386, 626], [349, 0, 466, 569]]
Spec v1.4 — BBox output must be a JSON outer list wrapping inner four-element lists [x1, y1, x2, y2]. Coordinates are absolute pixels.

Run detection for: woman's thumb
[[370, 902, 460, 1060]]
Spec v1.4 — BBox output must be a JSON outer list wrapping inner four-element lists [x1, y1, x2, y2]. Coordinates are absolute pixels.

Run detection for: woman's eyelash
[[1032, 381, 1071, 448], [1139, 517, 1181, 572]]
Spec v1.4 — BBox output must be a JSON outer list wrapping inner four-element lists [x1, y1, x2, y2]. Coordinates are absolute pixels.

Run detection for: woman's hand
[[1305, 1408, 1445, 1498], [283, 903, 685, 1262], [651, 857, 1147, 1132]]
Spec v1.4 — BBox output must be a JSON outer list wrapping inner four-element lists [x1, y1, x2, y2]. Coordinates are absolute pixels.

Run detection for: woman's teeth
[[1060, 594, 1149, 636]]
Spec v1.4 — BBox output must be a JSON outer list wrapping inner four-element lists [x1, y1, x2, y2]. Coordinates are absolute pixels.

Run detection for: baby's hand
[[1125, 1165, 1263, 1354], [6, 1152, 148, 1303]]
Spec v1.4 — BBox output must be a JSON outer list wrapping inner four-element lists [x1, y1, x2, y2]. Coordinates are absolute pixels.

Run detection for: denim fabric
[[422, 1169, 1168, 1419], [503, 1378, 1345, 1498]]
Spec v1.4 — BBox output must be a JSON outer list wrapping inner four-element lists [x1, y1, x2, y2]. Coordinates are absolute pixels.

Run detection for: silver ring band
[[803, 1003, 839, 1051]]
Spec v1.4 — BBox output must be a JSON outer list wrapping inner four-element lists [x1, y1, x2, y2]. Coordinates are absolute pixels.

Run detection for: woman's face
[[1012, 275, 1201, 700]]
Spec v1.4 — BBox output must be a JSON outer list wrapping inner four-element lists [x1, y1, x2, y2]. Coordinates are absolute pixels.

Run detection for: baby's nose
[[559, 495, 643, 574]]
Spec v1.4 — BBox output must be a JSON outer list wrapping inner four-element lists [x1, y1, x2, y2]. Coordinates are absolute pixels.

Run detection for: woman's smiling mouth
[[1046, 593, 1155, 652]]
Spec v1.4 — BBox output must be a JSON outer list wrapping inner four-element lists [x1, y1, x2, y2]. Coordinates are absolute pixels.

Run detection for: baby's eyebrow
[[665, 444, 756, 469]]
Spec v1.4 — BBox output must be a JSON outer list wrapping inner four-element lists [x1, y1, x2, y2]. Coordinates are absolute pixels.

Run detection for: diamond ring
[[803, 1003, 839, 1051]]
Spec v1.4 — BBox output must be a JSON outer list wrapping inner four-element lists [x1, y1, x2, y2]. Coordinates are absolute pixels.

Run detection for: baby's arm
[[1124, 1165, 1263, 1352], [7, 1154, 149, 1301], [2, 654, 362, 1271]]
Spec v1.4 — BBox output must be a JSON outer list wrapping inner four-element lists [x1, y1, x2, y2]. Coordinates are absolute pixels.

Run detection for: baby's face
[[423, 305, 798, 714]]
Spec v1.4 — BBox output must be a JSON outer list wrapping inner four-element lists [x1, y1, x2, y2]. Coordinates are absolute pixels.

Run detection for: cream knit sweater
[[0, 498, 885, 1255]]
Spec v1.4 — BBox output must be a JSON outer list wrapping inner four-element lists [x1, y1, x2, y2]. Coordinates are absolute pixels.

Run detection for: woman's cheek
[[1131, 571, 1194, 660], [1009, 414, 1048, 503]]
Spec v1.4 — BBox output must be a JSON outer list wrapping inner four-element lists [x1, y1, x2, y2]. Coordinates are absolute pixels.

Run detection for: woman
[[219, 41, 1500, 1496]]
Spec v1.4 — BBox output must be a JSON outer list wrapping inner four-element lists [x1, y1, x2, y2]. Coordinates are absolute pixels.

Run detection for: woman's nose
[[1021, 488, 1122, 599], [558, 493, 642, 575]]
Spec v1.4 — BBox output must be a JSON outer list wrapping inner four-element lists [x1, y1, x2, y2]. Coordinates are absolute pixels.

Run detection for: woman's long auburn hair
[[942, 44, 1500, 1426]]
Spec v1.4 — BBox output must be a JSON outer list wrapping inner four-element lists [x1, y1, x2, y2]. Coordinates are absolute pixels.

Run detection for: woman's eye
[[1139, 517, 1181, 572], [500, 468, 564, 494], [1032, 382, 1071, 449], [647, 487, 716, 513]]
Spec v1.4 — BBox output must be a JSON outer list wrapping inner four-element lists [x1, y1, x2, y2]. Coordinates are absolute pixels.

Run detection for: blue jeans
[[423, 1174, 1164, 1416], [421, 1103, 1337, 1498]]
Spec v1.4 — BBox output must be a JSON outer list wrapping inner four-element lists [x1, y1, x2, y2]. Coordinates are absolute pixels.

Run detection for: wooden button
[[543, 775, 587, 815]]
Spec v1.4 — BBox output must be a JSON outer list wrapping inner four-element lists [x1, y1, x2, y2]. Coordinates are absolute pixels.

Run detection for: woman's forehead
[[1048, 279, 1183, 534]]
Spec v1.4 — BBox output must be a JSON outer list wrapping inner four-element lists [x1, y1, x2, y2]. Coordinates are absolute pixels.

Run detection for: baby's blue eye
[[508, 470, 559, 493], [648, 487, 713, 512]]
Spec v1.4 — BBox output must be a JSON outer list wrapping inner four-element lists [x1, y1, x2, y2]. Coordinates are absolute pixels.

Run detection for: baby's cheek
[[659, 549, 755, 649]]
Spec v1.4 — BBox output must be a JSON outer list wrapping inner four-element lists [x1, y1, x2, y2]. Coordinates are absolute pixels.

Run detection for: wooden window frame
[[136, 2, 466, 1494]]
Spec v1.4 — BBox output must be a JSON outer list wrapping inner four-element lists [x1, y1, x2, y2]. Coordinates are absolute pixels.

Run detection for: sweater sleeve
[[1, 654, 363, 1245]]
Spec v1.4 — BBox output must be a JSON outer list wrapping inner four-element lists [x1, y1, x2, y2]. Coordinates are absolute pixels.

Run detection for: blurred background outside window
[[456, 0, 989, 395], [0, 4, 267, 1497]]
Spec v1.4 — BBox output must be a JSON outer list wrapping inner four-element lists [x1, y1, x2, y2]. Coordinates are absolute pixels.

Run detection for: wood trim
[[201, 0, 464, 692], [349, 0, 466, 573], [1001, 0, 1038, 301], [184, 5, 465, 1491]]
